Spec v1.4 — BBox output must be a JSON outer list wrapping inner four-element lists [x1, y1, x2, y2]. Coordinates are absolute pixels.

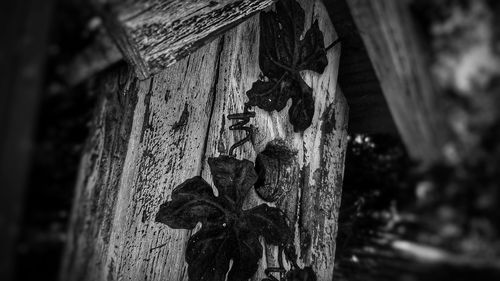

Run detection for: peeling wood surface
[[99, 0, 276, 79], [345, 0, 455, 162], [61, 1, 347, 280], [60, 39, 223, 281]]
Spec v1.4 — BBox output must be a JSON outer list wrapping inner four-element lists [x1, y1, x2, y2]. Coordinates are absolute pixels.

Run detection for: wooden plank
[[59, 39, 223, 281], [61, 1, 347, 280], [0, 0, 53, 280], [322, 0, 399, 136], [344, 0, 455, 162], [98, 0, 277, 79], [201, 0, 348, 279]]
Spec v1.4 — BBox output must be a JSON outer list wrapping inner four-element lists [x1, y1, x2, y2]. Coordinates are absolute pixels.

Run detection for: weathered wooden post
[[60, 0, 348, 280]]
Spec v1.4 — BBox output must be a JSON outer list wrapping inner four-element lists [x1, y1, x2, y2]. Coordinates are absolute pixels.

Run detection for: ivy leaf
[[226, 224, 263, 281], [286, 267, 317, 281], [207, 156, 258, 206], [156, 156, 292, 281], [155, 177, 226, 229], [185, 226, 231, 281], [247, 0, 328, 132], [245, 204, 291, 245]]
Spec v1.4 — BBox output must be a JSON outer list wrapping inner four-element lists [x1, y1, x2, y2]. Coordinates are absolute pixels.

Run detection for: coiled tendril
[[227, 104, 256, 156]]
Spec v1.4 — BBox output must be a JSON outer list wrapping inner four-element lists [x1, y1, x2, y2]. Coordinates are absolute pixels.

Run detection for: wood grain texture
[[61, 1, 347, 280], [99, 0, 276, 79], [60, 39, 223, 281], [201, 0, 348, 279], [345, 0, 455, 162], [60, 64, 141, 281]]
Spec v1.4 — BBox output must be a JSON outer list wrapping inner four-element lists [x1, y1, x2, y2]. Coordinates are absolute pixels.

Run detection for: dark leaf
[[247, 79, 290, 112], [226, 225, 263, 281], [298, 21, 328, 73], [289, 82, 315, 132], [245, 204, 291, 245], [275, 0, 306, 61], [155, 176, 226, 229], [247, 76, 300, 112], [286, 267, 317, 281], [186, 226, 231, 281], [248, 0, 328, 132], [208, 156, 258, 205], [259, 12, 290, 78], [156, 156, 291, 281]]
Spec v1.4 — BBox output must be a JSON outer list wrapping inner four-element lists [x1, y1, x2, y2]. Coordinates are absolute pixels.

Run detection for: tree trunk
[[60, 0, 348, 280]]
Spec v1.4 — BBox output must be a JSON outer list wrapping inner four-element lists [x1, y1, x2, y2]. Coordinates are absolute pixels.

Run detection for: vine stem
[[325, 37, 341, 52], [227, 105, 256, 157]]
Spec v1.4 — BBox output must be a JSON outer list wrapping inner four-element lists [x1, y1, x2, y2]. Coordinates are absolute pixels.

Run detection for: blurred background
[[1, 0, 499, 281]]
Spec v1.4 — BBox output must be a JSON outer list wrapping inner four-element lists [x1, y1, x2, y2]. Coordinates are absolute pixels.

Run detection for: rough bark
[[60, 38, 223, 281], [60, 1, 347, 280], [0, 1, 53, 280], [345, 0, 455, 162]]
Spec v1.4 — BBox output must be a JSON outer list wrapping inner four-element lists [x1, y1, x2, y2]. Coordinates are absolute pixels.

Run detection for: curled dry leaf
[[255, 139, 298, 202]]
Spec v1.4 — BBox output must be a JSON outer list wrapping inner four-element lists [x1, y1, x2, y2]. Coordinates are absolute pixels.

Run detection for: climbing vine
[[155, 0, 328, 280]]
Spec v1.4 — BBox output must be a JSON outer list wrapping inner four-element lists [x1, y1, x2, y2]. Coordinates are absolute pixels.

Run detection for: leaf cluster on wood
[[246, 0, 329, 132], [156, 156, 292, 281]]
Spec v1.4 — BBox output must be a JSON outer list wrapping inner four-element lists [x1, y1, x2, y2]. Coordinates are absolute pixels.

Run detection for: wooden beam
[[60, 1, 348, 280], [96, 0, 277, 79], [344, 0, 455, 162], [0, 0, 53, 280], [323, 0, 399, 136]]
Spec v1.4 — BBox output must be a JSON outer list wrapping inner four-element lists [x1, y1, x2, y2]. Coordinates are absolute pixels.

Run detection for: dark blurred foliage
[[337, 129, 500, 269], [13, 1, 97, 280], [14, 85, 96, 281], [411, 0, 500, 159], [413, 121, 500, 257], [336, 134, 415, 258], [335, 1, 500, 278], [335, 130, 500, 281]]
